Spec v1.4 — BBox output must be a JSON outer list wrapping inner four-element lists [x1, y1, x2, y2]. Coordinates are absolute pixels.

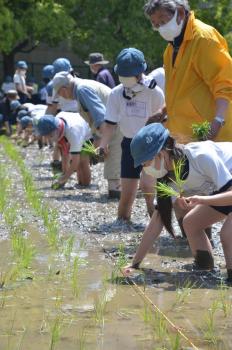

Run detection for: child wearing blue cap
[[126, 123, 232, 283], [99, 47, 165, 220], [37, 112, 92, 188], [14, 61, 33, 103]]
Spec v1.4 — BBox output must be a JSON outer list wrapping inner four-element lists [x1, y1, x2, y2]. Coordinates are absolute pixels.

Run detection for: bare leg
[[140, 171, 155, 217], [118, 178, 139, 220], [183, 205, 225, 256], [77, 156, 91, 186], [220, 213, 232, 269]]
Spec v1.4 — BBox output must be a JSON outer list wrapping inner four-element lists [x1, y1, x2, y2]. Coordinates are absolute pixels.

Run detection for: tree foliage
[[0, 0, 231, 75], [0, 0, 75, 55]]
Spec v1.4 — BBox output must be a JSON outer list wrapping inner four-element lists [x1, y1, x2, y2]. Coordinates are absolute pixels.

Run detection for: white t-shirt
[[14, 72, 27, 93], [56, 111, 92, 153], [179, 141, 232, 195], [58, 97, 79, 112], [105, 84, 164, 138], [147, 67, 165, 93]]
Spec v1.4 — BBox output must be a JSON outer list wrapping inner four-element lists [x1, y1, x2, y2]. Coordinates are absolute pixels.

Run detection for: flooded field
[[0, 136, 232, 350]]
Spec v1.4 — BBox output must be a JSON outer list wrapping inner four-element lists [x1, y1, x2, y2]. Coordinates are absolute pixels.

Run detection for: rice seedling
[[93, 295, 107, 327], [4, 206, 18, 228], [80, 141, 97, 156], [155, 158, 186, 198], [93, 285, 108, 327], [11, 231, 36, 269], [77, 327, 87, 350], [203, 301, 219, 345], [152, 311, 168, 342], [141, 303, 153, 324], [192, 120, 211, 141], [71, 256, 81, 298], [168, 333, 181, 350], [174, 280, 196, 307], [216, 281, 232, 317], [61, 235, 75, 261], [49, 314, 64, 350], [111, 243, 129, 283]]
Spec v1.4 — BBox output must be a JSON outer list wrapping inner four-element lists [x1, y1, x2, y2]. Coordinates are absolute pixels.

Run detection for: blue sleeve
[[75, 86, 105, 128]]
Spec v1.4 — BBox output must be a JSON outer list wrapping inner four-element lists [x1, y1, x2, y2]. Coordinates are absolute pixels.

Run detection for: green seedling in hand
[[80, 141, 97, 156], [155, 158, 186, 198], [192, 120, 211, 141]]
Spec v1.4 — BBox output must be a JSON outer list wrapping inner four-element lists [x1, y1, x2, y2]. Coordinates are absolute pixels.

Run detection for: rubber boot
[[194, 250, 214, 270]]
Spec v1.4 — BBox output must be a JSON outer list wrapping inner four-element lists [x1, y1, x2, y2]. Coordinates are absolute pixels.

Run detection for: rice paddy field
[[0, 136, 232, 350]]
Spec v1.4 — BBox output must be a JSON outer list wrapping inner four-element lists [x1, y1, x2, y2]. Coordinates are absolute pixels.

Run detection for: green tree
[[0, 0, 75, 75], [70, 0, 232, 70], [70, 0, 166, 70]]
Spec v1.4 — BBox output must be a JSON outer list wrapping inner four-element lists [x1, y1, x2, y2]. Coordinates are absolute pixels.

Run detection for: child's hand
[[175, 196, 190, 210], [185, 195, 204, 207], [122, 265, 138, 276]]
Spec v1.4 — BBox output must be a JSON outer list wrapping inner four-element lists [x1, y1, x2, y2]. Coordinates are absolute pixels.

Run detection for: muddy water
[[0, 141, 232, 350]]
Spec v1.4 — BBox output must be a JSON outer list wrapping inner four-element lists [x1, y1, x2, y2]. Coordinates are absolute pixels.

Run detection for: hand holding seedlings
[[192, 120, 211, 141]]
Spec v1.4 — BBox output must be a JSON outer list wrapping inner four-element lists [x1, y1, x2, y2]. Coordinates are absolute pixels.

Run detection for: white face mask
[[119, 76, 138, 88], [156, 10, 184, 42], [144, 157, 168, 179]]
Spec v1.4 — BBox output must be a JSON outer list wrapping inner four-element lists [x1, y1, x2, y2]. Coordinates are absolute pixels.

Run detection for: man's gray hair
[[144, 0, 190, 16]]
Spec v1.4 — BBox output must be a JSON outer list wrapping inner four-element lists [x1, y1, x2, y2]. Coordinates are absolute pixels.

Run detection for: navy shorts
[[121, 137, 142, 179], [211, 180, 232, 215]]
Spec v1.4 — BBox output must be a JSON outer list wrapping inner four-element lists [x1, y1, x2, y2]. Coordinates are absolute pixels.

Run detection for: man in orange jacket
[[144, 0, 232, 142]]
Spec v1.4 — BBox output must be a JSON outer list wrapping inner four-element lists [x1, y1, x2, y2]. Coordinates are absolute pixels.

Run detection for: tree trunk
[[2, 52, 15, 77]]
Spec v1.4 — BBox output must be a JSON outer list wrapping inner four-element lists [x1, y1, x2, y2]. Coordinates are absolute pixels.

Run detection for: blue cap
[[42, 65, 54, 79], [53, 58, 72, 74], [16, 60, 28, 69], [114, 48, 147, 77], [130, 123, 170, 167], [20, 116, 32, 129], [17, 109, 29, 120], [37, 115, 60, 136], [10, 100, 21, 111]]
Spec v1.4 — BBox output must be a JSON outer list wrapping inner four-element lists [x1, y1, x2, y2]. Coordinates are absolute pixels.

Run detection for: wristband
[[214, 116, 225, 126]]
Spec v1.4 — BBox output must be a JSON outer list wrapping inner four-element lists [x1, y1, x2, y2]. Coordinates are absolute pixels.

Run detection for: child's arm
[[186, 189, 232, 207]]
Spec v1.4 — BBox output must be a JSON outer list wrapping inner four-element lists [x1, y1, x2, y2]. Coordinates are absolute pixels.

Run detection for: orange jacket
[[164, 12, 232, 141]]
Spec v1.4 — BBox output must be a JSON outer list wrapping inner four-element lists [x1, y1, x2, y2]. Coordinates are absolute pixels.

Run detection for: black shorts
[[211, 180, 232, 215], [121, 137, 142, 179]]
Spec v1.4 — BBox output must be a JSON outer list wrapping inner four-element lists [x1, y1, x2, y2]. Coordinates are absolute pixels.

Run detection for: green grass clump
[[192, 120, 211, 141]]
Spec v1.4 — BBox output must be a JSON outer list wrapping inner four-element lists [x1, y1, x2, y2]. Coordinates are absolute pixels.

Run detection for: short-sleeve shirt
[[181, 141, 232, 195], [105, 84, 164, 138], [14, 73, 27, 94], [56, 111, 92, 153]]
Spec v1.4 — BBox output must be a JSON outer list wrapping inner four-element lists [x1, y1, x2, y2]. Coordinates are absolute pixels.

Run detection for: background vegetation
[[0, 0, 232, 75]]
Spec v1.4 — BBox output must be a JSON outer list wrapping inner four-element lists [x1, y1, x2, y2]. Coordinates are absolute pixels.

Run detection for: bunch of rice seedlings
[[155, 158, 186, 198], [81, 141, 97, 156], [192, 120, 211, 141]]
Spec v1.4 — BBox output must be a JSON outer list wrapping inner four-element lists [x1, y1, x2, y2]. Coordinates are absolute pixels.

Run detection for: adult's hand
[[207, 119, 222, 140]]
